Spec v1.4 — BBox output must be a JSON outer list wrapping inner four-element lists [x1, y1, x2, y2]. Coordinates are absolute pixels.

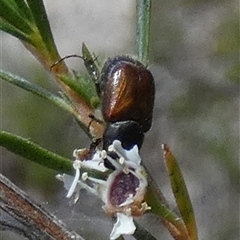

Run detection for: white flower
[[110, 213, 136, 240], [66, 160, 81, 198], [73, 149, 108, 172], [56, 150, 106, 202], [57, 140, 149, 239]]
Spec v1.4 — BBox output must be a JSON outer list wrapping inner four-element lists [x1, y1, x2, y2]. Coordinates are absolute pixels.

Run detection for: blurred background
[[1, 0, 239, 239]]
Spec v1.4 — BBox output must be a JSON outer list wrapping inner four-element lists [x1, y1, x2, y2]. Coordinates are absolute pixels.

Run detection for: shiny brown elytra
[[101, 56, 155, 133]]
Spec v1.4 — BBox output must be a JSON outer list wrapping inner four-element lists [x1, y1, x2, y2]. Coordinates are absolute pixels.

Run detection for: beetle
[[100, 56, 155, 168], [51, 52, 155, 169]]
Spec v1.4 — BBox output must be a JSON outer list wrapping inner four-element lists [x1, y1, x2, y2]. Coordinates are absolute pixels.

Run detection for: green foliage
[[0, 0, 200, 239], [163, 145, 198, 240], [0, 131, 73, 174], [58, 74, 100, 108], [0, 0, 59, 61], [82, 43, 101, 82], [0, 69, 76, 115]]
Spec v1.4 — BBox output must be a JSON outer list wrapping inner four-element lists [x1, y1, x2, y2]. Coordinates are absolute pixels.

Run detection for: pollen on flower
[[119, 157, 125, 165], [108, 144, 115, 152], [81, 172, 88, 181], [124, 207, 132, 216], [141, 202, 151, 211], [73, 160, 81, 169], [122, 167, 130, 174], [73, 148, 88, 159], [100, 150, 107, 159]]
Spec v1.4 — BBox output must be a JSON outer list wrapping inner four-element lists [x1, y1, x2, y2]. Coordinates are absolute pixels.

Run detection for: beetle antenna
[[50, 54, 84, 70]]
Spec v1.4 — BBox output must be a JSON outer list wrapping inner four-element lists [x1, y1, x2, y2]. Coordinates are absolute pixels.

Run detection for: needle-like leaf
[[0, 131, 107, 179], [0, 69, 77, 116], [0, 20, 32, 44], [58, 74, 100, 108], [0, 131, 73, 174], [26, 0, 59, 59], [0, 0, 33, 34], [163, 144, 198, 240]]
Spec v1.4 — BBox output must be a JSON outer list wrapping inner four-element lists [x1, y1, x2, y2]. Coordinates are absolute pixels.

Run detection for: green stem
[[0, 131, 109, 179], [136, 0, 151, 64], [0, 69, 77, 117], [0, 131, 73, 174]]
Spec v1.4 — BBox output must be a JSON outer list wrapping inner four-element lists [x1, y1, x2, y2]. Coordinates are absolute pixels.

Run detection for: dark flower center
[[110, 172, 140, 206]]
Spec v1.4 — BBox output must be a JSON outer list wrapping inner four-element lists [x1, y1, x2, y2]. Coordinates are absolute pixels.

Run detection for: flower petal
[[81, 156, 108, 172], [66, 160, 81, 198], [56, 174, 75, 191], [110, 213, 136, 240], [56, 174, 81, 204], [112, 140, 141, 166]]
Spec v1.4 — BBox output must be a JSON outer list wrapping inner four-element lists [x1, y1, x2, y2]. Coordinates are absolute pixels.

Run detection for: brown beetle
[[100, 56, 155, 168], [101, 56, 155, 133], [51, 54, 155, 169]]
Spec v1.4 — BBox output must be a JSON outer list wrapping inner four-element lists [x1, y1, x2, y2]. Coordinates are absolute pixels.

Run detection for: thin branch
[[136, 0, 151, 64], [0, 173, 85, 240], [0, 69, 77, 117], [0, 131, 73, 174], [0, 131, 109, 179]]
